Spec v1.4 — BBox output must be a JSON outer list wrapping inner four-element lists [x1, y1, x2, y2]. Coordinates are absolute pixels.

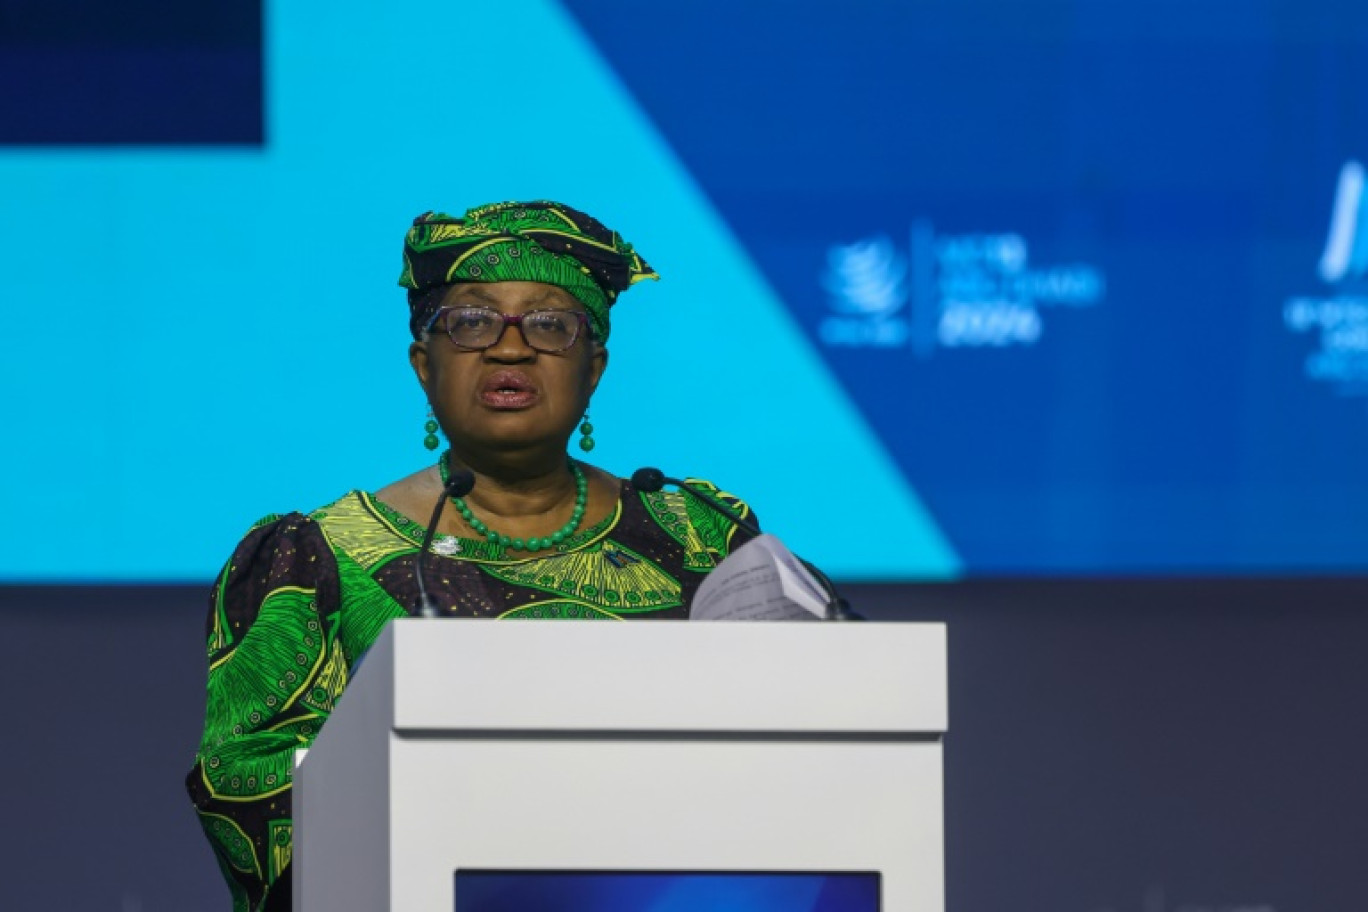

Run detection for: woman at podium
[[185, 201, 758, 911]]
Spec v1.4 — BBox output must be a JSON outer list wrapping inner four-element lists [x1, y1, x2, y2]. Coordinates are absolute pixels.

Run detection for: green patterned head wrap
[[399, 200, 658, 342]]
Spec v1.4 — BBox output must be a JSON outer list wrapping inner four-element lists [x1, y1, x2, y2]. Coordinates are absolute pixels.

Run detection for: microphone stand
[[415, 467, 475, 618]]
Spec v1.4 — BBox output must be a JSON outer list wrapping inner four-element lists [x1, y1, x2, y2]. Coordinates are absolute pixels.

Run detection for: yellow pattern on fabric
[[442, 238, 511, 283], [482, 540, 681, 611], [266, 712, 322, 735], [426, 222, 490, 244], [641, 489, 715, 569], [204, 587, 321, 719], [268, 820, 293, 882], [498, 599, 623, 619], [331, 547, 409, 662], [312, 493, 414, 571], [683, 490, 742, 557], [200, 812, 261, 878], [530, 227, 624, 254], [300, 640, 349, 714], [209, 572, 231, 653], [640, 480, 751, 571], [200, 586, 325, 803], [198, 738, 295, 804], [545, 206, 580, 230]]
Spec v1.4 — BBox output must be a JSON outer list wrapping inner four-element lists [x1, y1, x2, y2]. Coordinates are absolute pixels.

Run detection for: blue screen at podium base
[[454, 870, 881, 912]]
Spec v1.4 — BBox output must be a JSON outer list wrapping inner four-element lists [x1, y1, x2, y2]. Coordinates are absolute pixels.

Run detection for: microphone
[[630, 466, 666, 493], [631, 467, 861, 621], [415, 466, 475, 618], [631, 467, 763, 537]]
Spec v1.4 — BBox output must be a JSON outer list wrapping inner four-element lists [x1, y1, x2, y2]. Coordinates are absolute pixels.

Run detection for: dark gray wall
[[0, 586, 223, 911], [2, 581, 1364, 911]]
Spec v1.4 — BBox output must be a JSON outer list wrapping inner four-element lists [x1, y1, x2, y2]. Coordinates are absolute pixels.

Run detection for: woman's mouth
[[480, 370, 539, 409]]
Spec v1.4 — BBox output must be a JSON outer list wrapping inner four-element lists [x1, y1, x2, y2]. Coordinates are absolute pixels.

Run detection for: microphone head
[[630, 467, 666, 493], [444, 467, 476, 498]]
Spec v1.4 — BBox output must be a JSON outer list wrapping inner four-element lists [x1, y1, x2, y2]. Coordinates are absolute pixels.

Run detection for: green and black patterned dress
[[185, 477, 754, 911]]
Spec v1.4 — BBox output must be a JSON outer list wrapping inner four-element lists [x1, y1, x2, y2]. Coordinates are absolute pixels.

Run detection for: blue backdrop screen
[[561, 0, 1368, 575], [2, 0, 1365, 579]]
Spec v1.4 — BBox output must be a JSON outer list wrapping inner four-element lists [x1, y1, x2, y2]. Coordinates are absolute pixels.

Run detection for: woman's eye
[[451, 310, 495, 330], [528, 312, 572, 333]]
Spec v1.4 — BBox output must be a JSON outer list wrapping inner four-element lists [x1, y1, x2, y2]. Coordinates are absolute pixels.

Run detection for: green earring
[[423, 408, 440, 451], [578, 413, 596, 452]]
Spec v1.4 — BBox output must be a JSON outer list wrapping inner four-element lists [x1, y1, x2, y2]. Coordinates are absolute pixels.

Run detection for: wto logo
[[1284, 160, 1368, 396], [818, 219, 1105, 355], [820, 236, 910, 347]]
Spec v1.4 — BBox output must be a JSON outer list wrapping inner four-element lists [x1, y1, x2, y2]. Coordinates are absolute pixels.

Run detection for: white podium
[[294, 619, 947, 911]]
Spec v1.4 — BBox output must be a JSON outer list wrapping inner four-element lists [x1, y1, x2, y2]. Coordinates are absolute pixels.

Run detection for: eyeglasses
[[425, 306, 592, 353]]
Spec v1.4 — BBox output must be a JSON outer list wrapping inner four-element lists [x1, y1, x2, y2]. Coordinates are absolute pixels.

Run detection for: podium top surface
[[361, 620, 946, 735]]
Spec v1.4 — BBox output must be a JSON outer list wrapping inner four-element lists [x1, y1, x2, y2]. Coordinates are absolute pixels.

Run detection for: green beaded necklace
[[438, 451, 587, 552]]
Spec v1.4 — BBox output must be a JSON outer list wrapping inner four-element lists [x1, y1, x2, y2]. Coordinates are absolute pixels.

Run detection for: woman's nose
[[484, 317, 535, 359]]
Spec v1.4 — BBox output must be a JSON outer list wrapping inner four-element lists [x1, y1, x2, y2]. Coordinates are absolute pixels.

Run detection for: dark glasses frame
[[423, 306, 592, 353]]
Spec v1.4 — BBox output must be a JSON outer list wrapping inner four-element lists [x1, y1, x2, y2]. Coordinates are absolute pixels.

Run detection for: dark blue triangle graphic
[[0, 0, 262, 144]]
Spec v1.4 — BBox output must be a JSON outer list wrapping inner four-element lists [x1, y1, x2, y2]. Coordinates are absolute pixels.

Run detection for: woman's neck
[[449, 447, 577, 522]]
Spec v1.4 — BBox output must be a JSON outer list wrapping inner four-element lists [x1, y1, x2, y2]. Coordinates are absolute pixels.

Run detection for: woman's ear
[[588, 343, 609, 396], [409, 339, 432, 392]]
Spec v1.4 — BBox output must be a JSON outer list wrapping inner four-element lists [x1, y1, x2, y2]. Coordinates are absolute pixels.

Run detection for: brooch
[[432, 536, 462, 556]]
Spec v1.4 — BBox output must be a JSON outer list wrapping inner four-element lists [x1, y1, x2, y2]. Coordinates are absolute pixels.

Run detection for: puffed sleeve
[[185, 513, 347, 912], [681, 476, 759, 555]]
